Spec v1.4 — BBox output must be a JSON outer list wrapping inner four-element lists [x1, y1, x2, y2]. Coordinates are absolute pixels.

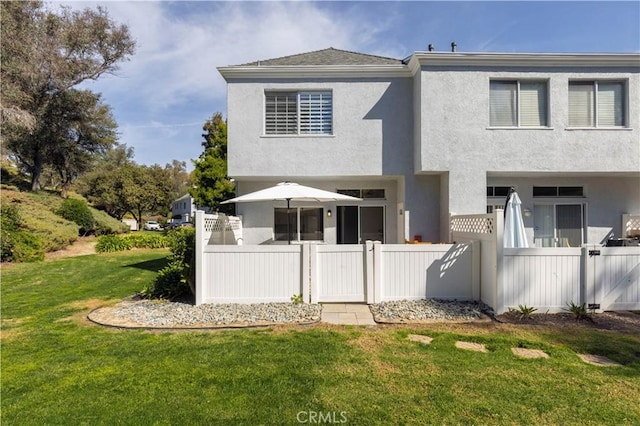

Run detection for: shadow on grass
[[541, 329, 640, 377], [123, 257, 169, 272]]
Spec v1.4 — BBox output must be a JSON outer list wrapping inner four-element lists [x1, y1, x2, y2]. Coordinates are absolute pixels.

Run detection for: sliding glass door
[[337, 206, 384, 244], [533, 204, 584, 247]]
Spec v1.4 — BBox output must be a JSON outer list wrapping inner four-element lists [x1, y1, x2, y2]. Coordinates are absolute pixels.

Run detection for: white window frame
[[489, 80, 549, 128], [264, 91, 333, 136], [568, 80, 627, 128]]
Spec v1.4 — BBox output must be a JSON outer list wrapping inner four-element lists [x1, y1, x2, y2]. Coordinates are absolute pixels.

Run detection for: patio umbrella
[[221, 182, 362, 244], [503, 188, 529, 248]]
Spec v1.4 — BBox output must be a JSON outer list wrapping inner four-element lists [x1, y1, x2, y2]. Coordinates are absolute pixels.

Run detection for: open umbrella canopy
[[221, 182, 362, 204], [221, 182, 361, 244], [504, 189, 529, 248]]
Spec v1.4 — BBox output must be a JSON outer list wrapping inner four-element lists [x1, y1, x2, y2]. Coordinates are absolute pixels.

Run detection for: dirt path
[[45, 236, 98, 260]]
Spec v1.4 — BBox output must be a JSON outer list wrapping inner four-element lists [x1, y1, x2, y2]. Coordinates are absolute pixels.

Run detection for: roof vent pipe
[[451, 42, 457, 52], [428, 44, 435, 52]]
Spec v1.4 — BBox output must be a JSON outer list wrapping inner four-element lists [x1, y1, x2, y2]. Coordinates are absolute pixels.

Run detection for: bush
[[96, 235, 133, 253], [91, 209, 129, 235], [96, 233, 170, 253], [140, 261, 189, 300], [57, 199, 94, 235], [141, 227, 195, 301], [124, 233, 170, 249], [1, 204, 45, 262], [4, 231, 45, 262]]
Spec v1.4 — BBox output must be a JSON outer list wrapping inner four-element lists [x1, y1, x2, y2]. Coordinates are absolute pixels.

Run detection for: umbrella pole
[[287, 198, 291, 245]]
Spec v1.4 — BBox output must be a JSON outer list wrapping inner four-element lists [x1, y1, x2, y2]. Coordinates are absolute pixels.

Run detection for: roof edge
[[218, 64, 411, 80], [407, 52, 640, 73]]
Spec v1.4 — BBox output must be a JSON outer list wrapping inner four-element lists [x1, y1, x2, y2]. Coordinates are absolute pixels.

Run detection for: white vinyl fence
[[452, 211, 640, 313], [195, 210, 640, 313]]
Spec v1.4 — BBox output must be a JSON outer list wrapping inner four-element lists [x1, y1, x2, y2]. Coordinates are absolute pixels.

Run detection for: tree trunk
[[30, 158, 43, 191]]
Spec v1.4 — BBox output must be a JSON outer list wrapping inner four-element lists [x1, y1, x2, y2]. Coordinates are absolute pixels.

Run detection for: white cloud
[[65, 1, 400, 111]]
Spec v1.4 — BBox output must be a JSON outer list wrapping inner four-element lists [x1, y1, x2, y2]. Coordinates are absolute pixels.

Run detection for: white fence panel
[[502, 248, 582, 312], [595, 247, 640, 311], [314, 245, 366, 303], [201, 245, 302, 304], [379, 244, 475, 301]]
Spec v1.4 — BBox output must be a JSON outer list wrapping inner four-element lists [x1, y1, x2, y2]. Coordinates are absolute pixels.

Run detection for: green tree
[[165, 159, 192, 203], [76, 144, 135, 219], [46, 90, 117, 197], [81, 161, 172, 226], [190, 113, 235, 214], [0, 1, 135, 191]]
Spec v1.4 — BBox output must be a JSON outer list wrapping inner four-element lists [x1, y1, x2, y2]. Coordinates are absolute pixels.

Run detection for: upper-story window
[[568, 81, 626, 127], [265, 91, 333, 135], [489, 80, 548, 127]]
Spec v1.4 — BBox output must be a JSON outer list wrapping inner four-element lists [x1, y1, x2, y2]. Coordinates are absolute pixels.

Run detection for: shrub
[[91, 209, 129, 235], [4, 231, 45, 262], [57, 199, 94, 235], [141, 227, 195, 301], [96, 235, 133, 253], [1, 204, 45, 262], [140, 261, 189, 300], [124, 233, 170, 249]]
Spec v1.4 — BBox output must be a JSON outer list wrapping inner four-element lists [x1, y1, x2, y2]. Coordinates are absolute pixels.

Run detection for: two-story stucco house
[[218, 48, 640, 246]]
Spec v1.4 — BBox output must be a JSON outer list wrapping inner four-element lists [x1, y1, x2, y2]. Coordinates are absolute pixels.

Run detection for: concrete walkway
[[321, 304, 377, 326]]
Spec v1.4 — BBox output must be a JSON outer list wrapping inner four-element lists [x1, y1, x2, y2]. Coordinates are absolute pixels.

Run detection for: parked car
[[144, 220, 161, 231]]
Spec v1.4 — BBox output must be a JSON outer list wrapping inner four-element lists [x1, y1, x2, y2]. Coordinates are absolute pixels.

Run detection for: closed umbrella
[[504, 188, 529, 248], [221, 182, 361, 244]]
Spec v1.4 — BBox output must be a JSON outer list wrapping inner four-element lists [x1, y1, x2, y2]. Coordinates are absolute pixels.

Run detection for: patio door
[[337, 206, 385, 244], [533, 204, 584, 247]]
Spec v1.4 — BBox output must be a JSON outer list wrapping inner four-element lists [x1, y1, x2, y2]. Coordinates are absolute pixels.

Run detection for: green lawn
[[2, 250, 640, 425]]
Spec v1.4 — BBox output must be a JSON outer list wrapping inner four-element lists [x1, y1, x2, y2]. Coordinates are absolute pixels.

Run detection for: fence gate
[[584, 246, 640, 312], [312, 245, 367, 303]]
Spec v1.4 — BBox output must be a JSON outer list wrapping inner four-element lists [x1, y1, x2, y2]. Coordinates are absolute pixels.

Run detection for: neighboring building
[[218, 47, 640, 246], [170, 194, 196, 226]]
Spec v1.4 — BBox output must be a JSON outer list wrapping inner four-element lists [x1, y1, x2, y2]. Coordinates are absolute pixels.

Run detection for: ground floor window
[[533, 204, 585, 247], [274, 208, 324, 242]]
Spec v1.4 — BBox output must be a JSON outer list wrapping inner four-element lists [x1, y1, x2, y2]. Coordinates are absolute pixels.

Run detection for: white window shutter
[[568, 83, 594, 127], [520, 82, 547, 126], [490, 81, 516, 126], [597, 82, 624, 127]]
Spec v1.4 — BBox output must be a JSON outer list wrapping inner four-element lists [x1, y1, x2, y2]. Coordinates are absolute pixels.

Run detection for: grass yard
[[2, 250, 640, 425]]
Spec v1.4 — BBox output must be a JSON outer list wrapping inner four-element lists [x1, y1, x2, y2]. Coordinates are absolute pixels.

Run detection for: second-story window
[[489, 80, 548, 127], [569, 81, 625, 127], [265, 91, 333, 135]]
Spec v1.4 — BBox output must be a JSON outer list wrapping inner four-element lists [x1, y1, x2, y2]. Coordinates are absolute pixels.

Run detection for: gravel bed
[[370, 299, 493, 322], [111, 300, 322, 327]]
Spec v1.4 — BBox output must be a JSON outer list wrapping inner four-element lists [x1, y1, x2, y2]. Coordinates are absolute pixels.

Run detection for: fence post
[[195, 210, 204, 305], [301, 243, 310, 303], [365, 241, 374, 304], [494, 210, 505, 314], [309, 244, 319, 304], [471, 240, 480, 301], [373, 241, 382, 303]]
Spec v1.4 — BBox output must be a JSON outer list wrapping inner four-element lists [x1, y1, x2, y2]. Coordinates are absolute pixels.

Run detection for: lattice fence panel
[[451, 216, 494, 235]]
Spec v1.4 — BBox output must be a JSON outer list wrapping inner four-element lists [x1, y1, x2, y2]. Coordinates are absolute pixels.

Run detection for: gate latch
[[588, 250, 601, 256]]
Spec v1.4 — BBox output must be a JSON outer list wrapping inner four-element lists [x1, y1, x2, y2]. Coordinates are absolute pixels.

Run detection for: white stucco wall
[[418, 65, 640, 217], [488, 176, 640, 245]]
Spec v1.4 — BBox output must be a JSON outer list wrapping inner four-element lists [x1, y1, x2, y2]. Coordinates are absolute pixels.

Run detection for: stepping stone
[[455, 341, 488, 353], [577, 354, 622, 367], [511, 347, 549, 359], [408, 334, 433, 344]]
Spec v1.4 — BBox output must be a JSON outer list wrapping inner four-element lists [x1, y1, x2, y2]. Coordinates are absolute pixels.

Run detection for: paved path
[[321, 304, 376, 326]]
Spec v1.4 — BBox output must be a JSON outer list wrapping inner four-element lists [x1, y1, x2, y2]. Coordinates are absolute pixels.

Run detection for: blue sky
[[60, 1, 640, 169]]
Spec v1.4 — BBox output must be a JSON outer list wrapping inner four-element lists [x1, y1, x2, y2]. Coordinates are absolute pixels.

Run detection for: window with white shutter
[[490, 80, 548, 127], [569, 81, 626, 128], [265, 91, 333, 135]]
